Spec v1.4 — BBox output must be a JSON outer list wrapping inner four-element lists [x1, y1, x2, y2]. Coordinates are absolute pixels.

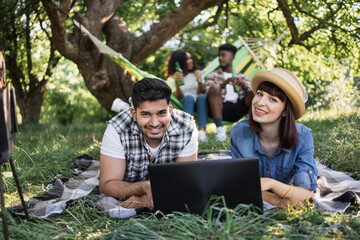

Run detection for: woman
[[230, 68, 318, 208], [166, 50, 208, 142]]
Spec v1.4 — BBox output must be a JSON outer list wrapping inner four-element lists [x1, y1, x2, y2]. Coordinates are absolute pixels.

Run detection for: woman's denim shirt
[[230, 119, 318, 191]]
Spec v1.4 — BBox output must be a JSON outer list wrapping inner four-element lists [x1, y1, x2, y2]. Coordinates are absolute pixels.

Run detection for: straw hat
[[251, 68, 308, 120]]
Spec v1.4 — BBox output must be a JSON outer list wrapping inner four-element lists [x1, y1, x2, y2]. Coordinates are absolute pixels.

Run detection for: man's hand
[[233, 76, 248, 89], [220, 77, 234, 88], [120, 180, 153, 209], [120, 194, 154, 209]]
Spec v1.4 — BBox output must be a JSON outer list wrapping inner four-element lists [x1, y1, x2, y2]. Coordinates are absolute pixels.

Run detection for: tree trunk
[[16, 84, 47, 123], [42, 0, 222, 112], [1, 1, 61, 124]]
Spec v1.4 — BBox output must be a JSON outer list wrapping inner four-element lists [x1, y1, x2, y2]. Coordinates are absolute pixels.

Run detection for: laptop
[[148, 157, 263, 215]]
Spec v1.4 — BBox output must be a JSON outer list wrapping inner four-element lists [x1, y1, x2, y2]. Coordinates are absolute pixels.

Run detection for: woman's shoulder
[[296, 123, 313, 135], [230, 119, 252, 136], [295, 123, 314, 148]]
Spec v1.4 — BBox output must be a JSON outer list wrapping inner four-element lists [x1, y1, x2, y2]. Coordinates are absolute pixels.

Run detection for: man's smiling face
[[131, 99, 173, 148]]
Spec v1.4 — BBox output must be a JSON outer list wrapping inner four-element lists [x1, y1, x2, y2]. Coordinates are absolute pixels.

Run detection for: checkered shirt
[[205, 69, 252, 101], [108, 108, 195, 182]]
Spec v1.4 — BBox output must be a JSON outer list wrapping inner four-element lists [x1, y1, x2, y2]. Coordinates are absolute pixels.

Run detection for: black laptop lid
[[149, 157, 262, 215]]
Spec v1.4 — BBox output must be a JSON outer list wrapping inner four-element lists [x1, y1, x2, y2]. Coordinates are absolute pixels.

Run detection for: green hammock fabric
[[73, 20, 261, 124], [107, 38, 260, 111]]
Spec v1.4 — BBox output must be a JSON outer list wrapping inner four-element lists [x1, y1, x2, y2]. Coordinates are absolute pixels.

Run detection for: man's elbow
[[99, 181, 115, 197], [99, 182, 109, 195]]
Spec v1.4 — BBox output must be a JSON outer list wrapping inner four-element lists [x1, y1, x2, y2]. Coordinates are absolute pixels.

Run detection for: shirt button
[[267, 171, 270, 174], [309, 170, 312, 174]]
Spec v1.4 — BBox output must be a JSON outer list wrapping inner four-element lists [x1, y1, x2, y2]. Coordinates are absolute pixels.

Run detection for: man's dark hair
[[219, 43, 237, 56], [131, 78, 172, 109]]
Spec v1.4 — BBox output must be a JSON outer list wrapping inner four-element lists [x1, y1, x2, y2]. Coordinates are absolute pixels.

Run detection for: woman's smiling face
[[251, 89, 286, 125]]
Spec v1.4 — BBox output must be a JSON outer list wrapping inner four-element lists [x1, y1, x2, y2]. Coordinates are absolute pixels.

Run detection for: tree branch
[[35, 6, 61, 84], [276, 0, 303, 46], [25, 5, 36, 89], [267, 7, 280, 37], [183, 2, 224, 33], [132, 0, 221, 64], [292, 0, 351, 41], [41, 0, 76, 60]]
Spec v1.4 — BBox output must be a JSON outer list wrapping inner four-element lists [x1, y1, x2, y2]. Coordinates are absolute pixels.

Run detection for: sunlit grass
[[300, 107, 360, 173]]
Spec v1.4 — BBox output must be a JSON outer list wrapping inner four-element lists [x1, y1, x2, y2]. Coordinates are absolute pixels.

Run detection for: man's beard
[[142, 124, 165, 140], [220, 63, 230, 70]]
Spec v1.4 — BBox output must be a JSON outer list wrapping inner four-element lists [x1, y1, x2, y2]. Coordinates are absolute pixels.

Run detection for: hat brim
[[251, 71, 305, 120]]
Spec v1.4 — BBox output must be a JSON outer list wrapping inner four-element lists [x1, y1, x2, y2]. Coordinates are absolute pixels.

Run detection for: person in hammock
[[206, 43, 254, 142], [230, 68, 318, 208], [165, 50, 208, 142]]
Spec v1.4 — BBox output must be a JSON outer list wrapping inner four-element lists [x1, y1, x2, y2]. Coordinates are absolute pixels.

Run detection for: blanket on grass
[[10, 152, 360, 219]]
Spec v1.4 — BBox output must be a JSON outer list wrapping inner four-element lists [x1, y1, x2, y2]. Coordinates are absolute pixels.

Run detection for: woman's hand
[[174, 72, 183, 83]]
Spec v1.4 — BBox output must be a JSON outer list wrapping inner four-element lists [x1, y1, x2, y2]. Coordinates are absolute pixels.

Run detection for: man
[[206, 43, 254, 141], [99, 78, 198, 209]]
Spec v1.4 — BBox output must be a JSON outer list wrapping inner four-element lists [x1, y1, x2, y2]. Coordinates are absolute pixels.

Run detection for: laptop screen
[[149, 157, 263, 215]]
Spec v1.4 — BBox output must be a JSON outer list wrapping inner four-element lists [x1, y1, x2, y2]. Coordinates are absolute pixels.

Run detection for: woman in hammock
[[165, 50, 208, 142], [230, 68, 318, 208]]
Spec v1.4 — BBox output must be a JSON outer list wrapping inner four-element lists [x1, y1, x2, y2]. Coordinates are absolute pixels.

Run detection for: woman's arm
[[261, 177, 314, 206], [194, 70, 205, 94], [262, 190, 291, 209]]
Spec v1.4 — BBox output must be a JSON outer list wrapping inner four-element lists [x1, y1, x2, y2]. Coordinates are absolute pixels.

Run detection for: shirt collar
[[253, 132, 292, 156]]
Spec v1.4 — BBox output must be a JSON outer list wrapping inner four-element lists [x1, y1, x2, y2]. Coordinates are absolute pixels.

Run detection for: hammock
[[73, 20, 278, 111]]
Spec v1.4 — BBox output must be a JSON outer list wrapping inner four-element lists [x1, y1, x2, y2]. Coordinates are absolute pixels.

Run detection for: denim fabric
[[230, 119, 318, 191], [181, 94, 208, 129]]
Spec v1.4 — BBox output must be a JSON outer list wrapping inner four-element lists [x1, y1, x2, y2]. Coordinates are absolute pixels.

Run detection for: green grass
[[1, 106, 360, 239], [301, 109, 360, 174]]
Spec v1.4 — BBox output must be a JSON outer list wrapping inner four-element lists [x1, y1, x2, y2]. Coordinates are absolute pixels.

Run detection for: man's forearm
[[100, 180, 151, 200]]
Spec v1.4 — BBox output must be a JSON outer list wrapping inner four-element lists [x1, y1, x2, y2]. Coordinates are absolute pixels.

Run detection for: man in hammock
[[206, 43, 254, 141], [99, 78, 198, 209]]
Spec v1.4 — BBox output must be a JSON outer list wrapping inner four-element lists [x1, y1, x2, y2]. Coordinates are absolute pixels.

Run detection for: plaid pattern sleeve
[[206, 69, 252, 101], [235, 72, 252, 100], [205, 70, 227, 100]]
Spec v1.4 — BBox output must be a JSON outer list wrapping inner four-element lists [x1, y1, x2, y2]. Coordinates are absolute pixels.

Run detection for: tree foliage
[[158, 0, 359, 110], [2, 0, 359, 119], [0, 0, 61, 123], [41, 0, 222, 113], [141, 1, 359, 76]]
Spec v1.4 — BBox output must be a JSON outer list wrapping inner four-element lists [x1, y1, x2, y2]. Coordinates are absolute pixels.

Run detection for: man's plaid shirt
[[205, 69, 252, 101], [108, 108, 195, 182]]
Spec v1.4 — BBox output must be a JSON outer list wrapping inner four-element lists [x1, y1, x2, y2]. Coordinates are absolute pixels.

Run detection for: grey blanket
[[10, 152, 360, 219]]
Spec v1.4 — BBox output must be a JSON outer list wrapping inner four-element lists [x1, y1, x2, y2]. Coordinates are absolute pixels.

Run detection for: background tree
[[143, 0, 359, 109], [41, 0, 359, 113], [0, 0, 61, 123], [41, 0, 222, 112]]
